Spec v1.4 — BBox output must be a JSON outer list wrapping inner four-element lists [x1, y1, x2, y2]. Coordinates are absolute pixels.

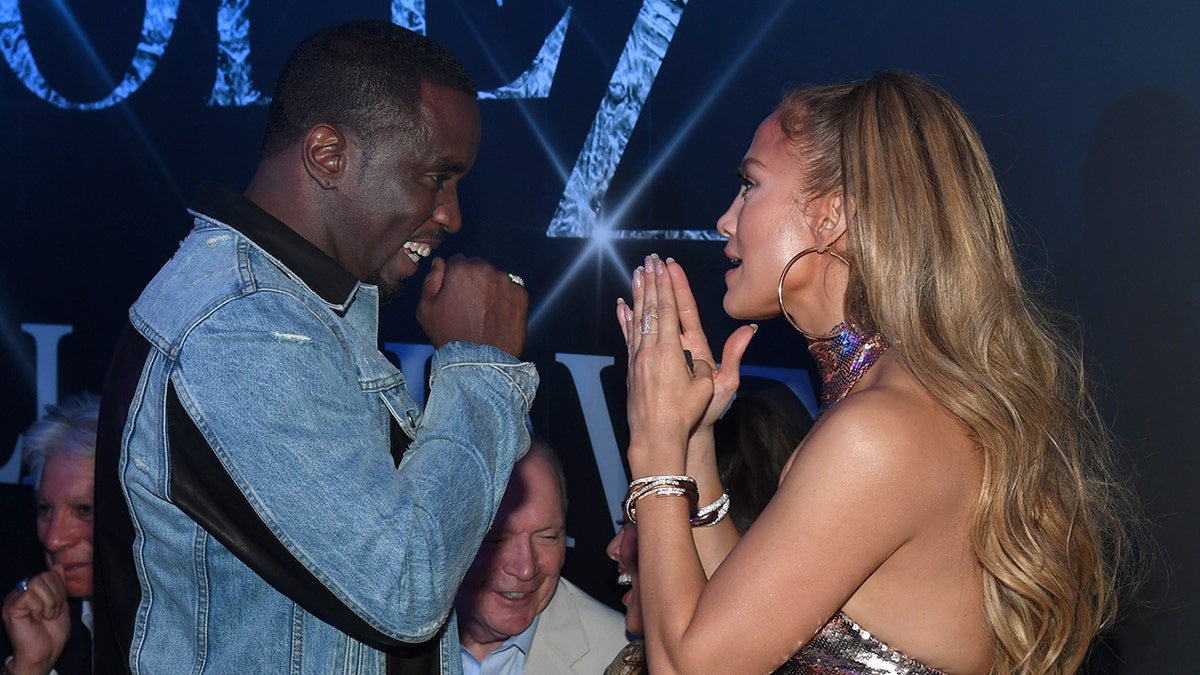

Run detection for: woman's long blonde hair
[[776, 71, 1140, 674]]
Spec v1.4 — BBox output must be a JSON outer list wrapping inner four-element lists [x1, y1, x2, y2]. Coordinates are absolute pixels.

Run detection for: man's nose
[[501, 538, 538, 581], [44, 512, 79, 552], [432, 185, 462, 234]]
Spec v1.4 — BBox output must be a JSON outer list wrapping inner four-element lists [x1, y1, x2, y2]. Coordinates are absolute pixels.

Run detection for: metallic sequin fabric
[[807, 322, 889, 415], [774, 612, 945, 674], [600, 613, 945, 675]]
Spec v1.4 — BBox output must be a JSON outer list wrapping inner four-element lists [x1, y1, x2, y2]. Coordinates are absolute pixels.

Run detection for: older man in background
[[2, 393, 100, 675], [455, 437, 627, 675]]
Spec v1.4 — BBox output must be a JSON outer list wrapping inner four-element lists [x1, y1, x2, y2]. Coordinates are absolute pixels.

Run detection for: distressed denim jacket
[[107, 186, 538, 674]]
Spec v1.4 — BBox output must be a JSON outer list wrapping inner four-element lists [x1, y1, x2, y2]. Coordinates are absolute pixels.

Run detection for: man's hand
[[417, 255, 529, 359], [1, 568, 71, 675]]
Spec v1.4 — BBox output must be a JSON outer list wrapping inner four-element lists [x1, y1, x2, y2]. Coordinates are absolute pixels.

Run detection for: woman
[[615, 71, 1138, 674]]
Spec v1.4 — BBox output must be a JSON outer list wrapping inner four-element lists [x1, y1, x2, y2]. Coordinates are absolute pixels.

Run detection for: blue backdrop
[[2, 2, 1196, 670]]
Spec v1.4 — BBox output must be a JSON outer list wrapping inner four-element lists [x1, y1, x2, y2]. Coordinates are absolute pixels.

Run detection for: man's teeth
[[617, 573, 632, 586], [501, 592, 528, 599], [403, 241, 431, 263]]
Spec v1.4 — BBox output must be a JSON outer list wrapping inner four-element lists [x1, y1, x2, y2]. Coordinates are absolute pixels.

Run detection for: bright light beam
[[451, 0, 571, 180], [602, 0, 794, 241], [531, 0, 795, 328], [529, 237, 619, 332], [48, 0, 185, 202]]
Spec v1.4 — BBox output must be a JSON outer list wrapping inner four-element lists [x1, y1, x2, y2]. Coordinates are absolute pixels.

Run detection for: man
[[455, 439, 626, 675], [2, 393, 100, 675], [93, 20, 538, 674]]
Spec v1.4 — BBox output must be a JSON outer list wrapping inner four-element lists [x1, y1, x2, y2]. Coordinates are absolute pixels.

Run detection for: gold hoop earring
[[777, 245, 851, 340]]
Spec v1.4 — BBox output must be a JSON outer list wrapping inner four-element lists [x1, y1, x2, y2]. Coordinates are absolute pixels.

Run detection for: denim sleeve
[[171, 291, 538, 642]]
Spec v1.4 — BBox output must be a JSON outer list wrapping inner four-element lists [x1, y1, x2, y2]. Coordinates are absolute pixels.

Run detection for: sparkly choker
[[807, 321, 889, 415]]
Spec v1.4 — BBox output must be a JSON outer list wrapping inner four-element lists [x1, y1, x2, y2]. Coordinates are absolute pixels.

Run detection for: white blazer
[[523, 577, 629, 675]]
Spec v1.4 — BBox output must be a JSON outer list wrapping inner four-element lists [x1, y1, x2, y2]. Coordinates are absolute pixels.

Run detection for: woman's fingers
[[719, 323, 757, 374], [665, 258, 714, 362], [616, 298, 634, 346], [639, 255, 661, 342]]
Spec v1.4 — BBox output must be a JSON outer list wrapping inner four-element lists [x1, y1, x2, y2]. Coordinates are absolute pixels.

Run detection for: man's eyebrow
[[429, 158, 471, 173]]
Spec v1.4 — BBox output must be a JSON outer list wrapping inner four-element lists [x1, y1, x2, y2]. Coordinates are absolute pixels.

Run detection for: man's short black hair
[[261, 19, 476, 157]]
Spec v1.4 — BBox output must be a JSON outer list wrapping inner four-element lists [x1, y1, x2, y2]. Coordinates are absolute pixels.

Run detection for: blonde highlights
[[776, 71, 1139, 673]]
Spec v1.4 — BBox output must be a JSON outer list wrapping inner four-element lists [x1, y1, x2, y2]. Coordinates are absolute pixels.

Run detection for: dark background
[[2, 2, 1196, 671]]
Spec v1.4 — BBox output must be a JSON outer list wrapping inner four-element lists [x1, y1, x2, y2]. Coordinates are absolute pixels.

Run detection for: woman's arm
[[619, 255, 930, 674], [618, 259, 756, 575]]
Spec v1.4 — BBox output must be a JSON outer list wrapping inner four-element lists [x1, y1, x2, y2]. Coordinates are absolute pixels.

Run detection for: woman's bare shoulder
[[787, 370, 978, 502]]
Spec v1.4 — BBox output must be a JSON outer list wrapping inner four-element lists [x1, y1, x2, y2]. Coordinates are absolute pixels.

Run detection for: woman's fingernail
[[633, 268, 643, 288], [750, 323, 759, 332]]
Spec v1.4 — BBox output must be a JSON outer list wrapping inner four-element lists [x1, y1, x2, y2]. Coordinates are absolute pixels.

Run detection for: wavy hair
[[22, 391, 101, 491], [774, 71, 1141, 673]]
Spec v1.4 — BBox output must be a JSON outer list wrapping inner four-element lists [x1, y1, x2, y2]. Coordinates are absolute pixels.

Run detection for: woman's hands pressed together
[[618, 254, 725, 476], [619, 255, 713, 468]]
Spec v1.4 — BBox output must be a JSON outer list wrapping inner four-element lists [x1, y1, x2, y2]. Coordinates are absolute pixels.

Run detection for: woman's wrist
[[626, 441, 687, 475]]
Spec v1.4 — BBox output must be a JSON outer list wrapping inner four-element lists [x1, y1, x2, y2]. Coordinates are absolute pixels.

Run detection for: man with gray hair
[[455, 437, 626, 675], [2, 393, 99, 675]]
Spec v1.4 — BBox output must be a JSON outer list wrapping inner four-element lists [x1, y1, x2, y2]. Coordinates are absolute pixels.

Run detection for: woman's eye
[[737, 172, 754, 196]]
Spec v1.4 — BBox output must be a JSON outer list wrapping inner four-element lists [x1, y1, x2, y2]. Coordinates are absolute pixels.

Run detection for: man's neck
[[459, 615, 540, 663], [460, 628, 508, 663]]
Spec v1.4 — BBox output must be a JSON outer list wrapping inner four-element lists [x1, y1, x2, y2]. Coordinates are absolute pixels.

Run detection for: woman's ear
[[302, 123, 349, 189], [813, 191, 848, 251]]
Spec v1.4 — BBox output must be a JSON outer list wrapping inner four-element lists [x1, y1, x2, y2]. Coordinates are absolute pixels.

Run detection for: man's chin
[[365, 273, 404, 304]]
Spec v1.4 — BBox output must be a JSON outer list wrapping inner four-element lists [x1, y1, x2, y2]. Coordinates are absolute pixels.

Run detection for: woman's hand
[[664, 260, 757, 429], [617, 254, 717, 473]]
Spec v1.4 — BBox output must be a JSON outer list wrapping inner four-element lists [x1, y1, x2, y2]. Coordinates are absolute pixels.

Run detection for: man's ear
[[302, 123, 349, 189]]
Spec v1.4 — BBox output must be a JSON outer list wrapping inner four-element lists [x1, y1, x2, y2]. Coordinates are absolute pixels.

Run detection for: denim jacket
[[102, 186, 538, 674]]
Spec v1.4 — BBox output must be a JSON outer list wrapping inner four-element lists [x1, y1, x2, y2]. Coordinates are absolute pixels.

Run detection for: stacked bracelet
[[622, 475, 699, 525], [622, 476, 732, 527], [691, 491, 730, 527]]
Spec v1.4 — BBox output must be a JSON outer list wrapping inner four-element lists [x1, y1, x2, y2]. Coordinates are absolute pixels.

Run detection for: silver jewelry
[[506, 272, 525, 287], [691, 492, 730, 527], [623, 475, 699, 524], [640, 312, 658, 334], [17, 578, 28, 593]]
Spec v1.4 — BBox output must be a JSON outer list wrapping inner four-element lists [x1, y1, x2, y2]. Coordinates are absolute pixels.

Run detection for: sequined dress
[[602, 611, 944, 675], [774, 611, 945, 674]]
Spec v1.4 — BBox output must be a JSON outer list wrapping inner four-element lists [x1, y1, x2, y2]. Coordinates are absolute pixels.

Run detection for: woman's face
[[715, 113, 823, 322], [606, 521, 642, 635]]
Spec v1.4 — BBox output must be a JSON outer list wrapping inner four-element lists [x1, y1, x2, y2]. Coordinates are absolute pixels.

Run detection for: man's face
[[456, 451, 567, 659], [36, 454, 95, 598], [334, 81, 481, 301]]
